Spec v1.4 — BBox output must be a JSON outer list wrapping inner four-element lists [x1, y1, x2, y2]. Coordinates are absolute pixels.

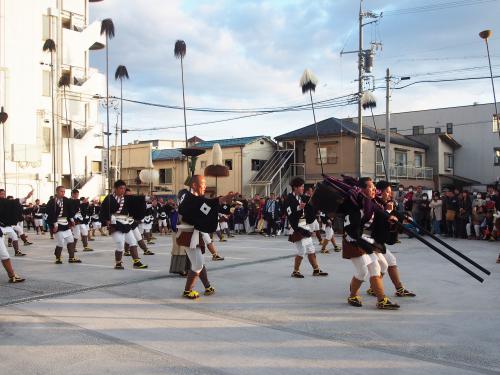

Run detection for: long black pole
[[485, 39, 500, 136], [370, 107, 388, 180], [309, 90, 323, 176], [405, 216, 490, 275], [395, 220, 484, 283], [106, 35, 110, 193], [120, 79, 123, 179]]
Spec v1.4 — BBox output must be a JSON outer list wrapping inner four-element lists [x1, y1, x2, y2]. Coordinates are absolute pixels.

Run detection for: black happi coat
[[178, 190, 220, 234], [284, 193, 312, 238], [46, 197, 77, 229]]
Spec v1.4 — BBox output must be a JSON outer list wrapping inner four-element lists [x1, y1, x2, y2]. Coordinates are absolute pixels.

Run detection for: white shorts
[[55, 229, 75, 247], [295, 236, 316, 257], [219, 221, 228, 230], [310, 220, 320, 232], [159, 219, 167, 227], [15, 222, 24, 235], [72, 224, 89, 238], [112, 230, 138, 252], [0, 237, 9, 260], [140, 223, 152, 232], [234, 223, 244, 231], [186, 247, 205, 273], [92, 221, 102, 229], [132, 227, 142, 242], [201, 232, 212, 245], [1, 226, 18, 241], [34, 219, 44, 227], [324, 226, 334, 240], [383, 249, 397, 267], [350, 253, 382, 281]]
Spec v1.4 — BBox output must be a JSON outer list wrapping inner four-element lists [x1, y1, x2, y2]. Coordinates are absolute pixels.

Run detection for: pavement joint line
[[66, 284, 500, 375], [0, 254, 295, 308], [109, 290, 499, 375], [4, 305, 230, 375]]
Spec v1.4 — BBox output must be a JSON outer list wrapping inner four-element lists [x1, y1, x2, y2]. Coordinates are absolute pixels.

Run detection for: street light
[[479, 29, 499, 135], [0, 107, 7, 189]]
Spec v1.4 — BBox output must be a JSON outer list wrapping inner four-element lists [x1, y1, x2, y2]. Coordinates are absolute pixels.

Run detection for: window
[[390, 127, 398, 133], [42, 127, 51, 153], [395, 150, 407, 166], [91, 161, 102, 173], [42, 70, 51, 97], [446, 122, 453, 134], [493, 114, 499, 132], [435, 127, 442, 134], [376, 146, 385, 163], [61, 17, 71, 30], [317, 147, 327, 164], [412, 125, 424, 135], [224, 159, 233, 170], [445, 153, 454, 170], [415, 153, 423, 168], [159, 168, 173, 184], [251, 159, 266, 171], [494, 148, 500, 166], [200, 161, 207, 169]]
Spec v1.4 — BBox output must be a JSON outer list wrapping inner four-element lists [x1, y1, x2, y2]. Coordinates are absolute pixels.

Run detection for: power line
[[383, 0, 498, 16], [124, 100, 357, 132]]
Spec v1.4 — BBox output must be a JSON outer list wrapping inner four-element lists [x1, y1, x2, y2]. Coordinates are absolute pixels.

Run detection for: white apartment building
[[0, 0, 106, 201], [352, 102, 500, 189]]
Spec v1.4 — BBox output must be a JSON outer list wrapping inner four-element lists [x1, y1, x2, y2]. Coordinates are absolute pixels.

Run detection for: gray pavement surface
[[0, 231, 499, 374]]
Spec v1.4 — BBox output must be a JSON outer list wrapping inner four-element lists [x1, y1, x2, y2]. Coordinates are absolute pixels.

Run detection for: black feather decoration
[[42, 39, 56, 52], [100, 18, 115, 39], [115, 65, 129, 80], [58, 75, 71, 88], [174, 40, 186, 59]]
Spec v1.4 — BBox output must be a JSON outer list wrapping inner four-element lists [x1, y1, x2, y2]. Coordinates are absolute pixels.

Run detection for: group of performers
[[284, 176, 416, 310], [3, 174, 495, 309]]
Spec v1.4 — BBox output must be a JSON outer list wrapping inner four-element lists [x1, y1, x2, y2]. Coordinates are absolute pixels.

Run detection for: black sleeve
[[99, 196, 111, 224], [46, 198, 57, 225]]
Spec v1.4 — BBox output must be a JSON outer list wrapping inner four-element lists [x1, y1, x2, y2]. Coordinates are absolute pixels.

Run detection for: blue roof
[[152, 149, 184, 161], [195, 136, 270, 149]]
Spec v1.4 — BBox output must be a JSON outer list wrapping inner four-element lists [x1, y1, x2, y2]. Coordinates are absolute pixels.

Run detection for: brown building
[[275, 117, 434, 188]]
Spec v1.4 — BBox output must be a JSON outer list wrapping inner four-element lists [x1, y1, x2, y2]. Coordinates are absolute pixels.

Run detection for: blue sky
[[89, 0, 500, 144]]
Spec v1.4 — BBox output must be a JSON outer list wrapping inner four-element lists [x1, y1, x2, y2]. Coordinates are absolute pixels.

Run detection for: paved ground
[[0, 231, 499, 374]]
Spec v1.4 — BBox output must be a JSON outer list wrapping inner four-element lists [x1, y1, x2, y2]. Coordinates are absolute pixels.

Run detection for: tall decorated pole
[[58, 75, 72, 188], [360, 91, 388, 180], [43, 39, 57, 192], [175, 39, 205, 185], [115, 65, 129, 178], [100, 18, 115, 192], [479, 30, 499, 137], [300, 69, 323, 177]]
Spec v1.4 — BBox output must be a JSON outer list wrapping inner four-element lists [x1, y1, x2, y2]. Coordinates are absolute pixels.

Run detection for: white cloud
[[89, 0, 500, 143]]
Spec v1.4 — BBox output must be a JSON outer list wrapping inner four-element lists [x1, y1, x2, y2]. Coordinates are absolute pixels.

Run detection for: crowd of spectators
[[395, 184, 500, 241]]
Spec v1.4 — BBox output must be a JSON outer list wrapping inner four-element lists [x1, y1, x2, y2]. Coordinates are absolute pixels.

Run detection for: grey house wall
[[356, 103, 500, 185]]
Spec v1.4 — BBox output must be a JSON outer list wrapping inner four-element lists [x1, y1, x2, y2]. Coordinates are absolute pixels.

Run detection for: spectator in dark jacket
[[444, 190, 459, 237]]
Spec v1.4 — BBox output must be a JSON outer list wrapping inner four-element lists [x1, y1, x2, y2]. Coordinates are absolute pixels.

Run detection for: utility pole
[[357, 1, 364, 178], [341, 1, 381, 178], [385, 68, 391, 182]]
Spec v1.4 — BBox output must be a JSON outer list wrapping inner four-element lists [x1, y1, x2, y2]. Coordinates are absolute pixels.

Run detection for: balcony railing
[[376, 163, 433, 180]]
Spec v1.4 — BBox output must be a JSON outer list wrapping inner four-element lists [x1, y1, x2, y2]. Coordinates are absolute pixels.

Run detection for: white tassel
[[361, 91, 377, 110], [212, 143, 223, 165], [300, 69, 318, 93]]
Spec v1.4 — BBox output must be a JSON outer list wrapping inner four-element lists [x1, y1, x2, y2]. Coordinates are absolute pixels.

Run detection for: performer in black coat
[[32, 199, 45, 235], [284, 177, 328, 279], [340, 177, 400, 309], [0, 196, 26, 283], [368, 180, 416, 298], [177, 175, 234, 299], [46, 186, 81, 264], [100, 180, 147, 270]]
